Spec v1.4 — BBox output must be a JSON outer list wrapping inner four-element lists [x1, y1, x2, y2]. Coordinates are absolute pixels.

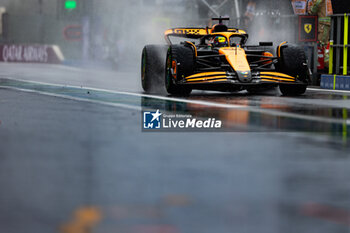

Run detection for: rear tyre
[[276, 44, 308, 96], [165, 45, 194, 96], [141, 45, 168, 93]]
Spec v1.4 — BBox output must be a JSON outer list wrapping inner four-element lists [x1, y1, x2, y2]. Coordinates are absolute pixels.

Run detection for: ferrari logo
[[304, 24, 312, 34]]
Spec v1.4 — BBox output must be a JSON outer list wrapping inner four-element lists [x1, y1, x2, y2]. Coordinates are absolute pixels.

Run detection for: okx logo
[[143, 110, 162, 129]]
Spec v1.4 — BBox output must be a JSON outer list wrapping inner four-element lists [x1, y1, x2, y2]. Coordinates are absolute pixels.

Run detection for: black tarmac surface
[[0, 63, 350, 233]]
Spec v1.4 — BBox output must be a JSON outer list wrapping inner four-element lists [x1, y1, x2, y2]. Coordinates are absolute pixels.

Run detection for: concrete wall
[[3, 14, 83, 59], [0, 0, 296, 61], [0, 0, 89, 59], [0, 0, 57, 16], [0, 0, 196, 60]]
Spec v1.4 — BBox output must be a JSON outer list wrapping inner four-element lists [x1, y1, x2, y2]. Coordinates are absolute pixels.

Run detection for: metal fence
[[329, 13, 350, 75]]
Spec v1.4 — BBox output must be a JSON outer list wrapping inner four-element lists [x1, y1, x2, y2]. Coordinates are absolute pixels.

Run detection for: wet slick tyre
[[277, 44, 308, 96], [279, 84, 307, 96], [141, 45, 168, 93], [165, 45, 193, 96]]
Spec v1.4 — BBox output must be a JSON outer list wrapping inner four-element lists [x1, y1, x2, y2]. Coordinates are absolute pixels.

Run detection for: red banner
[[0, 44, 64, 64]]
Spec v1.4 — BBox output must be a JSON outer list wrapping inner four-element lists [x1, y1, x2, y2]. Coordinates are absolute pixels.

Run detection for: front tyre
[[276, 44, 308, 96], [279, 84, 307, 96], [141, 45, 168, 93], [165, 45, 193, 96]]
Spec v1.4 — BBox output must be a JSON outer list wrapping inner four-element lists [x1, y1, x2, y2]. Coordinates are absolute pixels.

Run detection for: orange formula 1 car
[[141, 17, 310, 96]]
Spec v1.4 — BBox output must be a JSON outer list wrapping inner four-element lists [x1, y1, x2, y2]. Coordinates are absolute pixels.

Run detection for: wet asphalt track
[[0, 63, 350, 233]]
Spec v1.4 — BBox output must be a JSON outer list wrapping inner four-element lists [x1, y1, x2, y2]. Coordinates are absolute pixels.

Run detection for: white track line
[[1, 77, 349, 125], [0, 77, 245, 108], [307, 87, 350, 94], [0, 86, 142, 111]]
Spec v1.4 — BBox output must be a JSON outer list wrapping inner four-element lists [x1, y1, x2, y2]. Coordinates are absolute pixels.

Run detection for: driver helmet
[[213, 36, 228, 47]]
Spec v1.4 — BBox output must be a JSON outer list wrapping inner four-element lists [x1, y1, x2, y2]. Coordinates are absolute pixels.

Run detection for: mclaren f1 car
[[141, 17, 310, 96]]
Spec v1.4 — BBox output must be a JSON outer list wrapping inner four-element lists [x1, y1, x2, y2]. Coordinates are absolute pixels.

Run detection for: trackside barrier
[[321, 74, 350, 90], [321, 13, 350, 90], [0, 44, 64, 64]]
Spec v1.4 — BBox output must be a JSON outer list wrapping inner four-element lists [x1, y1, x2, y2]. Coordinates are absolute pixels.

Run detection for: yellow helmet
[[213, 36, 228, 47]]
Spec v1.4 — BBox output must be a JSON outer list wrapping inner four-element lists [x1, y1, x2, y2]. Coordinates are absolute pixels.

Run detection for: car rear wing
[[164, 27, 247, 44]]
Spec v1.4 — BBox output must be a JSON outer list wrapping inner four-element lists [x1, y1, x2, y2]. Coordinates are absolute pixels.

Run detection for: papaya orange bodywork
[[219, 48, 250, 73], [163, 26, 304, 87], [172, 60, 177, 79]]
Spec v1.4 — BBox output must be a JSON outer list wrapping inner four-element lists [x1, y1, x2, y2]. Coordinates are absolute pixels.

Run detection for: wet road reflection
[[1, 70, 350, 233], [142, 89, 350, 143]]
